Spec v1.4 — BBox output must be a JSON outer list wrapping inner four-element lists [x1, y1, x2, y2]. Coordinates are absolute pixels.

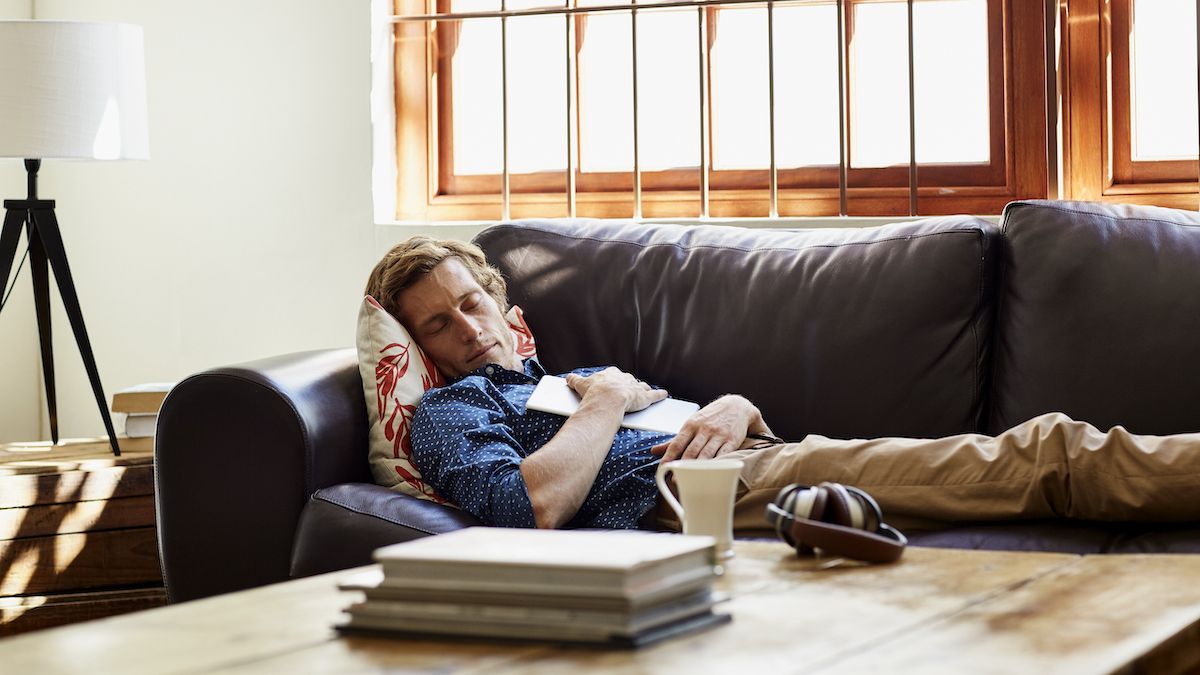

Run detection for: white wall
[[0, 0, 42, 443], [9, 0, 402, 441]]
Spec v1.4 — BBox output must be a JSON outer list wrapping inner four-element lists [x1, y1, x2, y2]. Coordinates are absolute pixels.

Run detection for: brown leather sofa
[[155, 200, 1200, 602]]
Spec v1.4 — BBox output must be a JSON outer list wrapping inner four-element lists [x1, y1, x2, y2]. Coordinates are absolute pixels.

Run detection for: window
[[390, 0, 1049, 221], [1063, 0, 1199, 207]]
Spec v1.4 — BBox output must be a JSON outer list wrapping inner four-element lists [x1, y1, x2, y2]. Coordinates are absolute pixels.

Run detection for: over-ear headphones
[[765, 482, 907, 564]]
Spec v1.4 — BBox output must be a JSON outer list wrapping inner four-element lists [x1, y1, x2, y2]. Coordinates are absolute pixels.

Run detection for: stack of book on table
[[336, 527, 730, 647], [111, 383, 174, 438]]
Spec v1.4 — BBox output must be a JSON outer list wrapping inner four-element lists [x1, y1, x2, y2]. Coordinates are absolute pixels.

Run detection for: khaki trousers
[[661, 412, 1200, 534]]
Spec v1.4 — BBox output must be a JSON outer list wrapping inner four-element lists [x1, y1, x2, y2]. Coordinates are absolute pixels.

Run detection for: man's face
[[396, 257, 520, 379]]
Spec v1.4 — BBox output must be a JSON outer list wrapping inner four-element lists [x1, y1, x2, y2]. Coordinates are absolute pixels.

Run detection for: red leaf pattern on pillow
[[506, 306, 537, 358], [395, 464, 449, 504], [375, 342, 410, 414], [418, 348, 446, 392], [394, 403, 418, 458], [376, 341, 412, 457]]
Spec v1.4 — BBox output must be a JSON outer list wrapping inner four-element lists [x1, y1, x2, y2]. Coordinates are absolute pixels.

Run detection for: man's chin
[[459, 344, 519, 376]]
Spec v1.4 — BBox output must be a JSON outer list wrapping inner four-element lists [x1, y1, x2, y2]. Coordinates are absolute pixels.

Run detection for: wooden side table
[[0, 438, 167, 636]]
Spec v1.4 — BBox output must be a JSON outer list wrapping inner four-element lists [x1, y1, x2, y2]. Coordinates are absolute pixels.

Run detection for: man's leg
[[725, 412, 1200, 533]]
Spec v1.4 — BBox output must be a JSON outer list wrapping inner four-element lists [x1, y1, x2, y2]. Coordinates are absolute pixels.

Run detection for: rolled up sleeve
[[410, 385, 536, 528]]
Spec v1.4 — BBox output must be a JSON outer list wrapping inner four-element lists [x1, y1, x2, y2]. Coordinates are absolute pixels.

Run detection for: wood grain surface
[[0, 439, 165, 634], [4, 542, 1197, 674], [0, 587, 167, 637], [0, 527, 162, 596], [0, 495, 155, 541]]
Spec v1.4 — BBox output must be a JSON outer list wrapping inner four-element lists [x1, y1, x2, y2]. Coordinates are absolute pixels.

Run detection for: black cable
[[0, 244, 30, 312], [747, 432, 787, 445]]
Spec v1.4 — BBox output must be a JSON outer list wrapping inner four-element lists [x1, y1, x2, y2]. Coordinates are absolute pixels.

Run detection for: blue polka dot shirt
[[409, 358, 673, 529]]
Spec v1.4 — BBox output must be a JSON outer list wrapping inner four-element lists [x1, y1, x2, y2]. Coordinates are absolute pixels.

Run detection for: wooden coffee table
[[1, 541, 1198, 673]]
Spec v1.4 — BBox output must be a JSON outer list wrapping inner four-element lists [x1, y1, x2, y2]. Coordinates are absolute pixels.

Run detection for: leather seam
[[314, 491, 440, 535], [479, 222, 989, 255], [1005, 201, 1200, 230], [972, 227, 984, 433]]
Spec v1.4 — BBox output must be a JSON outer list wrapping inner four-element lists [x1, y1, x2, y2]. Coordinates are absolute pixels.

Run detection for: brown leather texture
[[906, 521, 1200, 554], [989, 200, 1200, 435], [155, 349, 370, 603], [290, 483, 481, 578], [475, 217, 999, 441]]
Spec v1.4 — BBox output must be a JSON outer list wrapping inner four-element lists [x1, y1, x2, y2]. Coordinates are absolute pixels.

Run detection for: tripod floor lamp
[[0, 21, 149, 457]]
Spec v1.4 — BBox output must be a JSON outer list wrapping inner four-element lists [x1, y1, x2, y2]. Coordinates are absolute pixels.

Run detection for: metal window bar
[[632, 1, 643, 219], [907, 0, 917, 216], [836, 0, 849, 215], [767, 0, 778, 218], [395, 0, 818, 22], [566, 0, 577, 218], [501, 0, 511, 221], [698, 5, 710, 218]]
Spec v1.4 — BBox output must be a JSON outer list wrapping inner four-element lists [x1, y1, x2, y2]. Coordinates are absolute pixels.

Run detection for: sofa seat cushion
[[907, 520, 1200, 554], [290, 483, 480, 578]]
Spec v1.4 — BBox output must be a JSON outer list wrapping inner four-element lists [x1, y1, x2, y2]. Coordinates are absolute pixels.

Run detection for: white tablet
[[525, 375, 699, 435]]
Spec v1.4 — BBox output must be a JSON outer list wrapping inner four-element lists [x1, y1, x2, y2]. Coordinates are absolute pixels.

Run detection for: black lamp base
[[0, 159, 121, 456]]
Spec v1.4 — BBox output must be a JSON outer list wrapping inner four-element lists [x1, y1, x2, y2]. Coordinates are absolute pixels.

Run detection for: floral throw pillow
[[356, 295, 537, 503]]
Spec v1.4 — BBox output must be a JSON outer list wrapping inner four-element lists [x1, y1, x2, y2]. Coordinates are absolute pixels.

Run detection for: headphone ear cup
[[844, 485, 885, 533], [820, 483, 865, 530], [767, 484, 812, 549]]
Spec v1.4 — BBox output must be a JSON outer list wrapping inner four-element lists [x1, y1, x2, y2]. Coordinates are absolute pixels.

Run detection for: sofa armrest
[[155, 348, 370, 602]]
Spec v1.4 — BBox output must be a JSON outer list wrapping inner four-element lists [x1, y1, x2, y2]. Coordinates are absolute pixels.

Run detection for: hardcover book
[[372, 527, 718, 598]]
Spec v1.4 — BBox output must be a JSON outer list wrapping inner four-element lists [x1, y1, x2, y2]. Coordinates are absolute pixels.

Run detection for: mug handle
[[655, 461, 685, 522]]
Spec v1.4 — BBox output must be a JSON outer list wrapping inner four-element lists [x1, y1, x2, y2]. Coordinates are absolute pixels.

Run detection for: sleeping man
[[365, 235, 1200, 533]]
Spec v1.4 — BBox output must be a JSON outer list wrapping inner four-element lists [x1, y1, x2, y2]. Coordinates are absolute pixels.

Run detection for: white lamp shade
[[0, 21, 149, 160]]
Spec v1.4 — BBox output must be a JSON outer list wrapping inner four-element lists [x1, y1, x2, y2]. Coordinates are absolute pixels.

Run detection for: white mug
[[655, 458, 744, 559]]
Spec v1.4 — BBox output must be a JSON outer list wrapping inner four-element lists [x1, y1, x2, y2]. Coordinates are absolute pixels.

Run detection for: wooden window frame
[[393, 0, 1048, 221], [1063, 0, 1198, 208]]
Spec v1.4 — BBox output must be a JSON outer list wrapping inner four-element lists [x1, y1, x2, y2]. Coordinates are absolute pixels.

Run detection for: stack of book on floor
[[111, 383, 174, 438], [336, 527, 730, 647]]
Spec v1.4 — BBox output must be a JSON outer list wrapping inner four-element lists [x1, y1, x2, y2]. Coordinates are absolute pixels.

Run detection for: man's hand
[[651, 395, 767, 462], [522, 367, 665, 529], [566, 367, 667, 413]]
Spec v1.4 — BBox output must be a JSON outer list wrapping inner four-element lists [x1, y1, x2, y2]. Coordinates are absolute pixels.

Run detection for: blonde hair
[[364, 236, 509, 322]]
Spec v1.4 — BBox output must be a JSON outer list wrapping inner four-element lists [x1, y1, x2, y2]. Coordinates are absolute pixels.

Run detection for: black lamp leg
[[28, 206, 120, 457], [27, 218, 58, 444], [0, 208, 23, 301]]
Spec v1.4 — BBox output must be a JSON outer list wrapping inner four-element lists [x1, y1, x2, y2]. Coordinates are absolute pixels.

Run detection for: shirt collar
[[461, 356, 544, 384]]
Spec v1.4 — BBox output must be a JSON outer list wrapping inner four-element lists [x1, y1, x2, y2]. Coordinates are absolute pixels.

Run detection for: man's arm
[[651, 394, 775, 462], [520, 367, 666, 529]]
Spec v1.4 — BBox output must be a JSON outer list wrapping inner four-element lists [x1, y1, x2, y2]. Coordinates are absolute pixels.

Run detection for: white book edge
[[123, 413, 157, 438], [526, 375, 698, 435], [346, 589, 724, 634], [114, 382, 175, 394], [373, 562, 717, 600], [373, 527, 716, 570]]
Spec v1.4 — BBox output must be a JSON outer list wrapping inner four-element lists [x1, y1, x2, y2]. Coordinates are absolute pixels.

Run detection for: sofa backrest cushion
[[989, 200, 1200, 434], [475, 217, 999, 441]]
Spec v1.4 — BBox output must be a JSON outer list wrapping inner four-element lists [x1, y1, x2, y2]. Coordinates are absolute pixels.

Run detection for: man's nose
[[451, 312, 481, 341]]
